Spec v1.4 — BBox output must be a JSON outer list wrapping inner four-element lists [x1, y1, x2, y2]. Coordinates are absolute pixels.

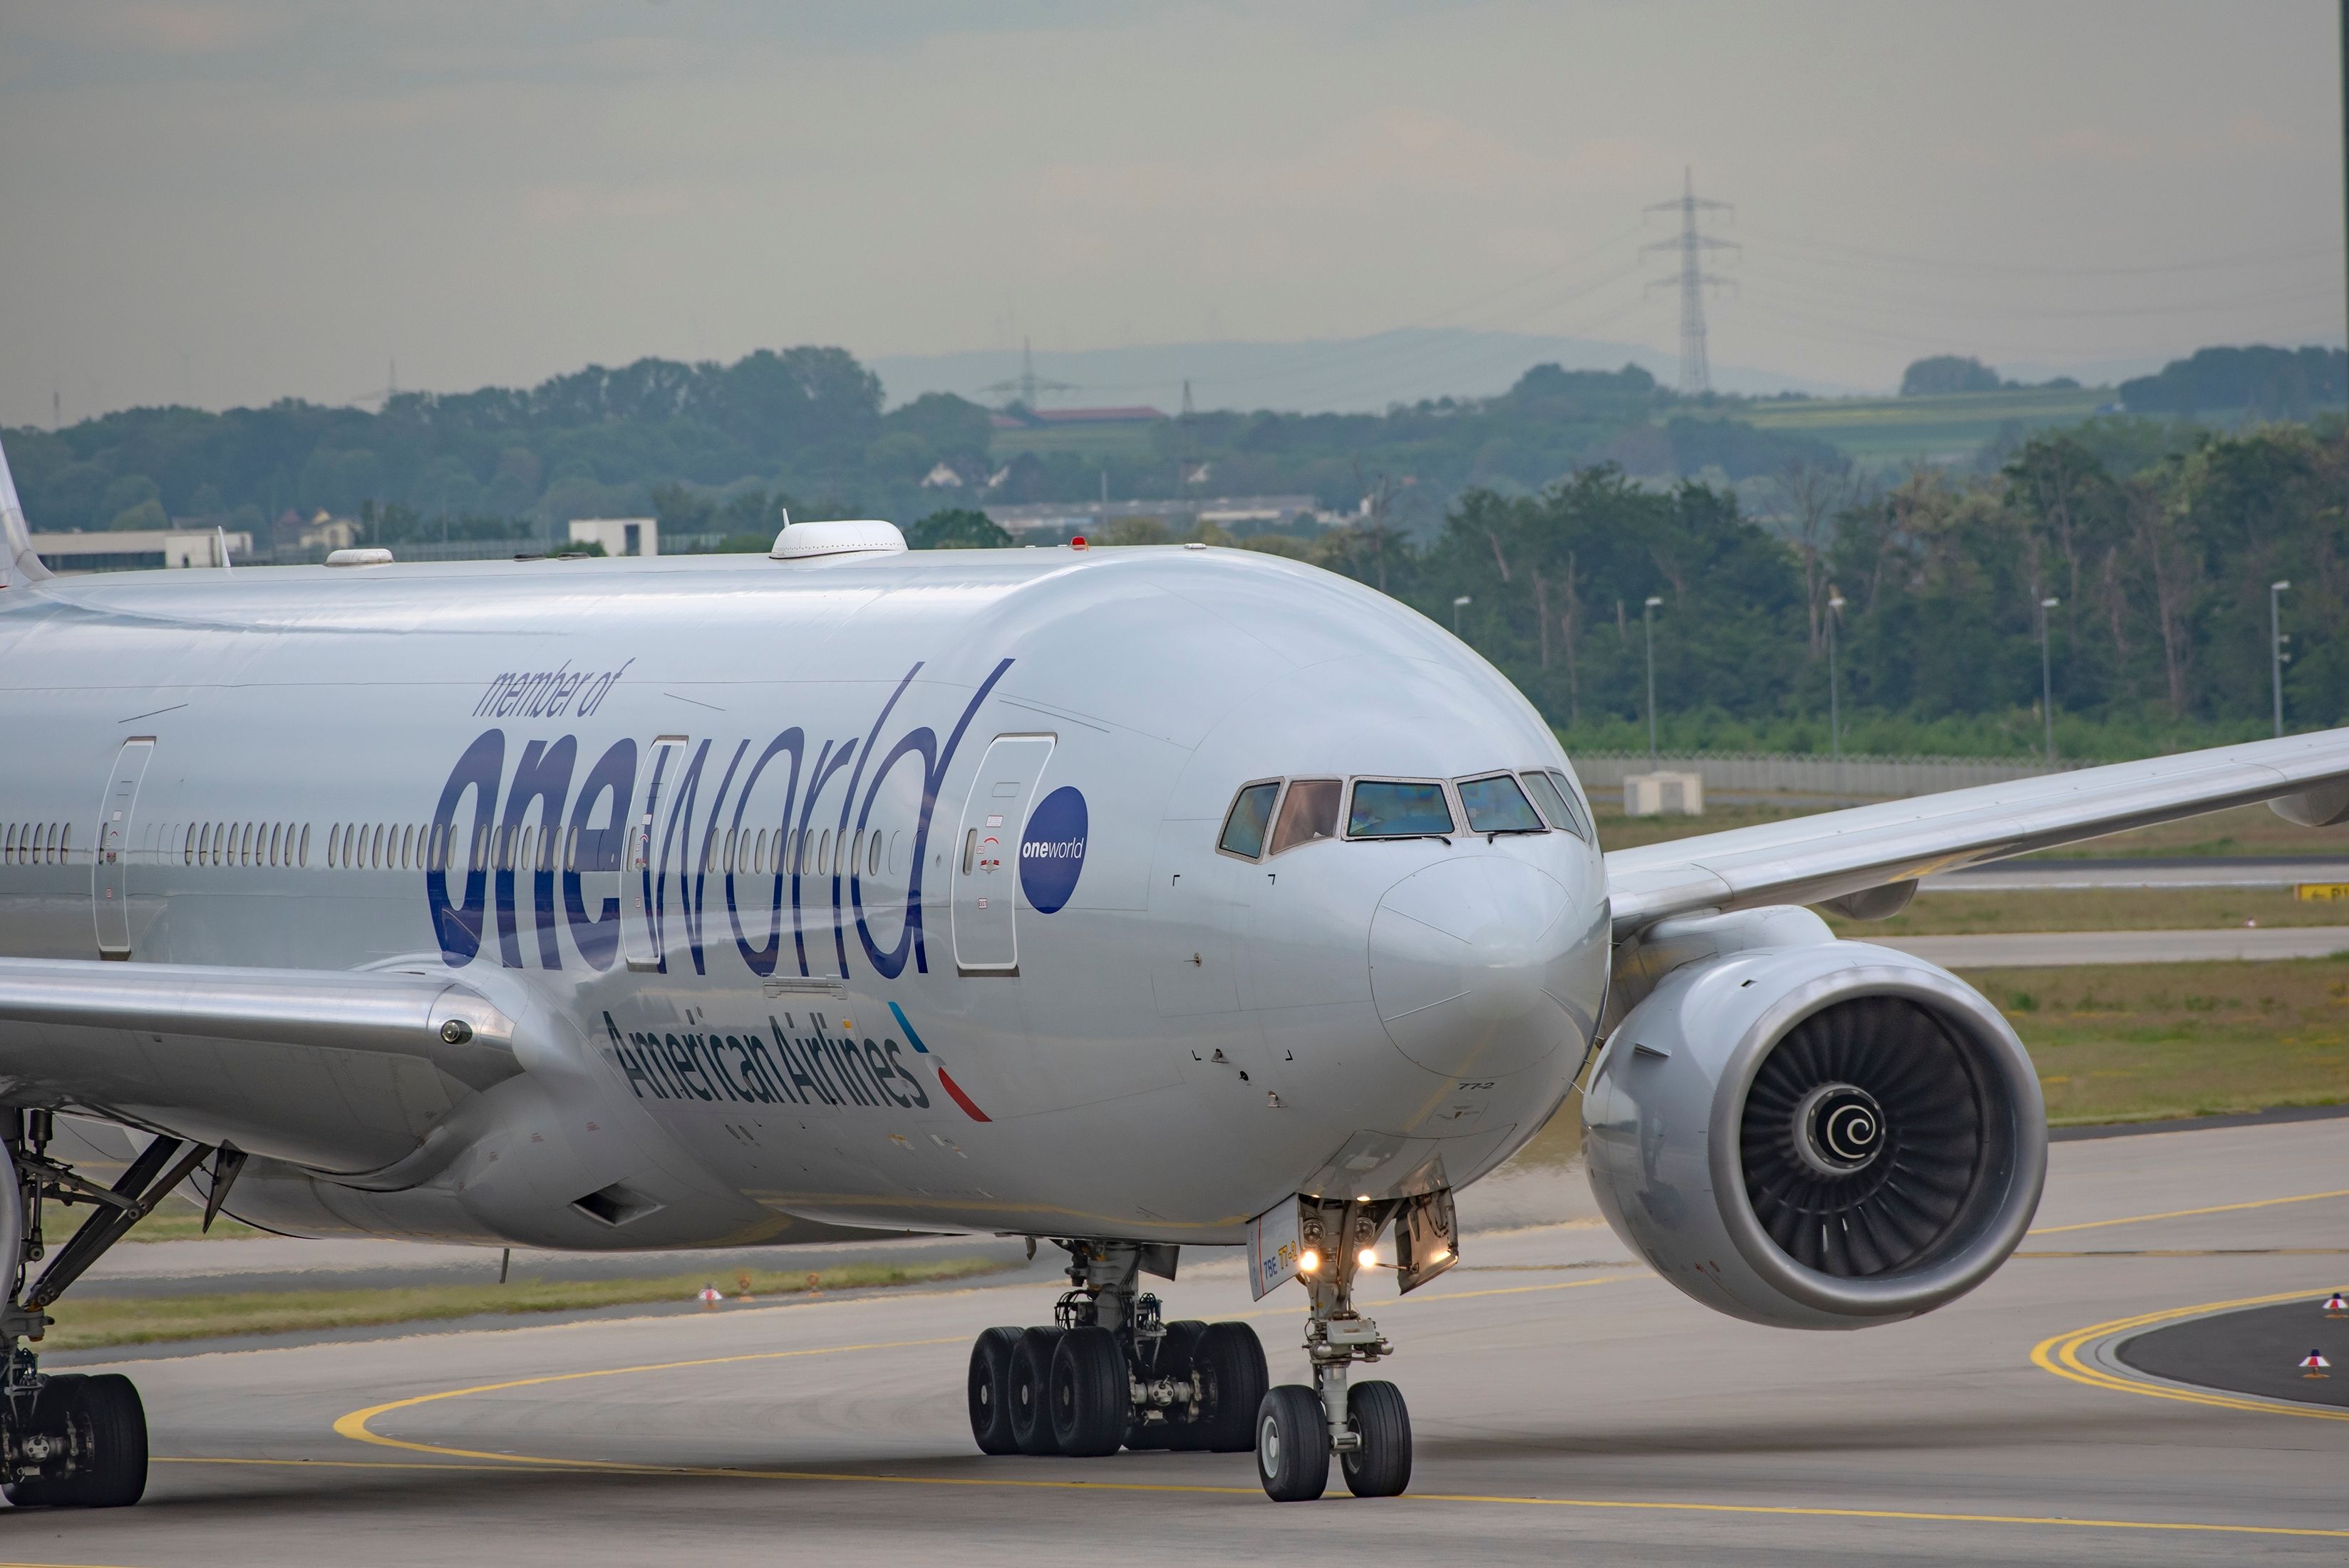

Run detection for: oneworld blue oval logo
[[1019, 786, 1088, 914]]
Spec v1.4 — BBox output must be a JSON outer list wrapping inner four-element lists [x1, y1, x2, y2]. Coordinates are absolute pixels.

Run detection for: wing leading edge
[[0, 959, 522, 1175], [1603, 727, 2349, 938]]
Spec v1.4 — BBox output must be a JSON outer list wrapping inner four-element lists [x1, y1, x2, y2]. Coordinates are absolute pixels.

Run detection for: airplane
[[0, 430, 2343, 1506]]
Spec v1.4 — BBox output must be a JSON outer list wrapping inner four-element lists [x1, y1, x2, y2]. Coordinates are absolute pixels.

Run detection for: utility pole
[[1645, 168, 1737, 397], [1827, 588, 1847, 803], [1643, 595, 1665, 763], [2272, 579, 2293, 736], [2038, 596, 2060, 765]]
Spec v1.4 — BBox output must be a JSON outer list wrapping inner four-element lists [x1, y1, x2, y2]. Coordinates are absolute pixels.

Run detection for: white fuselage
[[0, 545, 1609, 1252]]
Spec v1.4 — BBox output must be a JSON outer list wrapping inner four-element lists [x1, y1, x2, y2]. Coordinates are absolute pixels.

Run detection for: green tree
[[907, 509, 1011, 550]]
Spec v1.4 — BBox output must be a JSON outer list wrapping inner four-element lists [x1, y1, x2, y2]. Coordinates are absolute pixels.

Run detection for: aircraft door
[[622, 736, 688, 972], [951, 735, 1055, 973], [93, 737, 155, 959]]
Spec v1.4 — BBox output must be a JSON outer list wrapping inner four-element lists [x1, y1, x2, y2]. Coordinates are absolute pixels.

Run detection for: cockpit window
[[1269, 778, 1341, 855], [1217, 780, 1281, 860], [1347, 780, 1454, 839], [1457, 773, 1545, 834], [1520, 770, 1589, 840]]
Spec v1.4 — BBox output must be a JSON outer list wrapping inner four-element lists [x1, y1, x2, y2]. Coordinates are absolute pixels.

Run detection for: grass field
[[1725, 385, 2109, 465], [1966, 956, 2349, 1126], [43, 1256, 1013, 1352]]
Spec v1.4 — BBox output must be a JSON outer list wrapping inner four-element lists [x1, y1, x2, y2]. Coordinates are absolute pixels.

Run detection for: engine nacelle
[[1583, 911, 2045, 1331]]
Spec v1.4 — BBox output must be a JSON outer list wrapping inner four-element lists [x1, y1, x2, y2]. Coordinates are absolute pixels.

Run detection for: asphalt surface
[[1885, 927, 2349, 966], [11, 1117, 2345, 1564], [2119, 1298, 2349, 1410]]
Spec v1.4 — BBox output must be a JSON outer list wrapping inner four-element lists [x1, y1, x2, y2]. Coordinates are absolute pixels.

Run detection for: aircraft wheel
[[1145, 1319, 1208, 1450], [1007, 1326, 1064, 1455], [1255, 1384, 1329, 1502], [966, 1326, 1023, 1455], [1194, 1320, 1268, 1453], [4, 1373, 148, 1510], [1048, 1326, 1128, 1457], [1339, 1379, 1411, 1498]]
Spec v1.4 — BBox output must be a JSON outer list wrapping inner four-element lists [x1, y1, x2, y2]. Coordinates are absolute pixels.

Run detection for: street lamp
[[1451, 594, 1472, 636], [1643, 595, 1665, 764], [2037, 596, 2060, 765], [1827, 589, 1847, 803], [2271, 579, 2291, 737]]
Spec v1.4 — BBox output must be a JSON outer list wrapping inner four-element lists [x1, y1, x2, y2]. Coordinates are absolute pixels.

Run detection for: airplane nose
[[1370, 857, 1579, 1080]]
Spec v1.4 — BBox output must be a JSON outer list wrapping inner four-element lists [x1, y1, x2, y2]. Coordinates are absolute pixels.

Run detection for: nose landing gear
[[962, 1239, 1268, 1461], [1254, 1188, 1455, 1501]]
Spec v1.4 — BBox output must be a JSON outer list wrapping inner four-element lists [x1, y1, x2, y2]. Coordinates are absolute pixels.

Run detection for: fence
[[1570, 751, 2078, 799]]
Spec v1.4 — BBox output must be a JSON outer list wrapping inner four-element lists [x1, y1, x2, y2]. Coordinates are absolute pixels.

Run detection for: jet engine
[[1582, 910, 2045, 1331]]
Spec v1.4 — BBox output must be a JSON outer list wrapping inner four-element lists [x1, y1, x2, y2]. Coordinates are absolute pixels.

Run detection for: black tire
[[1008, 1326, 1064, 1456], [3, 1373, 145, 1510], [966, 1326, 1023, 1455], [1256, 1384, 1329, 1502], [1193, 1320, 1269, 1453], [1048, 1325, 1129, 1458], [1138, 1320, 1208, 1451], [1339, 1379, 1411, 1498]]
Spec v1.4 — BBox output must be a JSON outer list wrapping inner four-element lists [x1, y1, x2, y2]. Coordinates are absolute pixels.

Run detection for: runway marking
[[2031, 1289, 2349, 1423], [297, 1273, 2349, 1540], [2029, 1187, 2349, 1235]]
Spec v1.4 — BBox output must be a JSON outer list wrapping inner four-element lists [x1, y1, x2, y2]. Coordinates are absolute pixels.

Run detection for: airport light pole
[[1452, 594, 1472, 637], [1827, 589, 1847, 803], [2037, 596, 2060, 765], [1643, 594, 1665, 765], [2271, 579, 2292, 736]]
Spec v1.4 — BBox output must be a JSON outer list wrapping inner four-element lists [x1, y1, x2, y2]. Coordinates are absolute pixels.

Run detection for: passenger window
[[1457, 773, 1545, 834], [1269, 778, 1341, 856], [867, 830, 882, 877], [1522, 770, 1591, 840], [1347, 780, 1453, 839], [1217, 781, 1280, 860], [299, 825, 311, 868]]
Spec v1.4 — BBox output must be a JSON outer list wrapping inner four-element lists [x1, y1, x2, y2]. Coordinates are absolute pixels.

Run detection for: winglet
[[0, 430, 53, 587]]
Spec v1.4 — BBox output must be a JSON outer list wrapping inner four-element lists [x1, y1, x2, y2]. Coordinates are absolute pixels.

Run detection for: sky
[[1, 0, 2343, 425]]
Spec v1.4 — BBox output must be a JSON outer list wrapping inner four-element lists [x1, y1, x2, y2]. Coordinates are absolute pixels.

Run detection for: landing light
[[1298, 1249, 1322, 1275], [1356, 1247, 1378, 1269]]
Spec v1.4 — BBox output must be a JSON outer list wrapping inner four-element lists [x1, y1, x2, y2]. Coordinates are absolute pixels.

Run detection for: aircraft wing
[[1603, 727, 2349, 938], [0, 959, 522, 1174]]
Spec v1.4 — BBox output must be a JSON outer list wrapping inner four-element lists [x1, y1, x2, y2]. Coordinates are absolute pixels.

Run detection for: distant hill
[[867, 329, 1869, 416]]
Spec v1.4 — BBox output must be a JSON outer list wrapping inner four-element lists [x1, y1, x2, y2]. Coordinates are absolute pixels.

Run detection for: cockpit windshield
[[1456, 773, 1545, 834], [1348, 780, 1454, 838]]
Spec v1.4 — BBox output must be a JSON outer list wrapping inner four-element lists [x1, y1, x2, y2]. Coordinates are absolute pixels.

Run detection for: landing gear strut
[[1256, 1188, 1455, 1502], [964, 1239, 1267, 1460], [0, 1110, 232, 1509]]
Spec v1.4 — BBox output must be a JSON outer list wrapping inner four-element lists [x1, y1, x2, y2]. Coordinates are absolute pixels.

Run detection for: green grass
[[1728, 386, 2109, 465], [42, 1257, 1015, 1352], [1968, 956, 2349, 1125]]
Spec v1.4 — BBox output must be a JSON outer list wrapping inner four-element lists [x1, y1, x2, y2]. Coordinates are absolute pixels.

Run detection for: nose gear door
[[951, 734, 1055, 974], [92, 738, 155, 960]]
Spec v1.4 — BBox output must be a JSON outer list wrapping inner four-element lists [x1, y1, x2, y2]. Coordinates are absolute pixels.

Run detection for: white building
[[29, 530, 252, 573]]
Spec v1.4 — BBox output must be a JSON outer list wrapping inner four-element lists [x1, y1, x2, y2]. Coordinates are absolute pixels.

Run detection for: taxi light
[[1356, 1247, 1378, 1269], [1297, 1249, 1321, 1275]]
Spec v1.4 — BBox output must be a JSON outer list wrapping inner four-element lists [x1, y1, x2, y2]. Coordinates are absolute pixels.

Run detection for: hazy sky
[[1, 0, 2343, 425]]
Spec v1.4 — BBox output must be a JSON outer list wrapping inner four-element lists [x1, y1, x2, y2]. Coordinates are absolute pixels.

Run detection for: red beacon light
[[1070, 536, 1088, 551]]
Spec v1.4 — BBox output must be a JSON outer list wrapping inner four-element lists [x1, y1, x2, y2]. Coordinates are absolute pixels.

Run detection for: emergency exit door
[[93, 738, 155, 959], [951, 735, 1055, 973]]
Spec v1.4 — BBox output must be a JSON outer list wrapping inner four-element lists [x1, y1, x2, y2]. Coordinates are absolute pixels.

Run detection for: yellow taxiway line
[[293, 1269, 2349, 1541], [2030, 1289, 2349, 1423], [2030, 1186, 2349, 1235]]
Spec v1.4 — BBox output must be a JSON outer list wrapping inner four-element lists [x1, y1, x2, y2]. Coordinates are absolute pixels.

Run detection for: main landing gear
[[966, 1240, 1269, 1460], [0, 1110, 242, 1509]]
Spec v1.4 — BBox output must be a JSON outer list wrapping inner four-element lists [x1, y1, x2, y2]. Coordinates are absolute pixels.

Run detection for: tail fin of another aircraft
[[0, 430, 53, 587]]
